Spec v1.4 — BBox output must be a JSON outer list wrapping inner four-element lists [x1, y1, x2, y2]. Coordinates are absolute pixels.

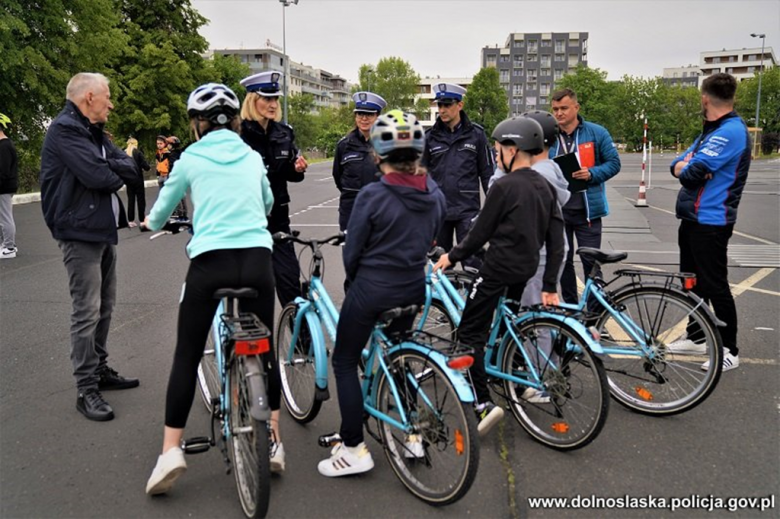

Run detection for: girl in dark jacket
[[124, 137, 150, 227]]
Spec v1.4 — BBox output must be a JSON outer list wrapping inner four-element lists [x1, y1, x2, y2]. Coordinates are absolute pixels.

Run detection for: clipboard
[[553, 152, 588, 193]]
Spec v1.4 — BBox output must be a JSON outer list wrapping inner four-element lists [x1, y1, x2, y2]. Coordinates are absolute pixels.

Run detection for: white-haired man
[[40, 72, 142, 421]]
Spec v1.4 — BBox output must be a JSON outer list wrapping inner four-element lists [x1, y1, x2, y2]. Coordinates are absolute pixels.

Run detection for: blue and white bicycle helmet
[[187, 83, 240, 125], [369, 109, 425, 161]]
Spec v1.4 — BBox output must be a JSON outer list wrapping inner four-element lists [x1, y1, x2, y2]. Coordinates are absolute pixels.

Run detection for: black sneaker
[[476, 402, 504, 437], [97, 366, 140, 390], [77, 388, 114, 421]]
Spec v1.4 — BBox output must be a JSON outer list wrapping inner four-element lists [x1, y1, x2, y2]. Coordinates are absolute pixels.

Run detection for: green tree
[[314, 105, 353, 156], [355, 57, 420, 112], [288, 93, 317, 151], [204, 53, 252, 106], [736, 67, 780, 132], [1, 0, 127, 191], [463, 67, 508, 138]]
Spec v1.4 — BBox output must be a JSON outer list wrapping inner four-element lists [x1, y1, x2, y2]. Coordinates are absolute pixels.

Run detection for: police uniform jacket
[[422, 110, 494, 221], [241, 119, 303, 232], [332, 128, 380, 217]]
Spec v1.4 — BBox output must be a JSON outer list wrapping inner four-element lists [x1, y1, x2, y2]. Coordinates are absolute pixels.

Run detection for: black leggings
[[165, 247, 279, 428]]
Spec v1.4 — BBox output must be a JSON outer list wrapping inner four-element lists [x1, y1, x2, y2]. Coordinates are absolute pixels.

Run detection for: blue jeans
[[57, 240, 117, 391], [561, 218, 602, 306]]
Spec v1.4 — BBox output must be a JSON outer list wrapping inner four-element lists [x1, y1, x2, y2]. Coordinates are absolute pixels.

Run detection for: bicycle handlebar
[[272, 230, 345, 248], [141, 218, 193, 240]]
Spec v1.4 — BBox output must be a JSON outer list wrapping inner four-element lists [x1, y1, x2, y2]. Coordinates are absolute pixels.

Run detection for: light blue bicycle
[[274, 231, 480, 505]]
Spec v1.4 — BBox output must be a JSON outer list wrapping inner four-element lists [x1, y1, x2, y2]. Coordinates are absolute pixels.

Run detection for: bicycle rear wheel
[[275, 303, 322, 423], [376, 350, 479, 506], [596, 286, 723, 415], [197, 324, 220, 411], [502, 318, 609, 451], [228, 355, 271, 519]]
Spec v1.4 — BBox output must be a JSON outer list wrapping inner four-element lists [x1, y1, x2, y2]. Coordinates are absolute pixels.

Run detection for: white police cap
[[352, 91, 387, 113], [240, 71, 284, 97], [434, 83, 467, 102]]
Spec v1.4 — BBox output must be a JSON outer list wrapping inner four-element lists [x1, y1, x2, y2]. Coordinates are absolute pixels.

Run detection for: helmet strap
[[499, 146, 516, 173]]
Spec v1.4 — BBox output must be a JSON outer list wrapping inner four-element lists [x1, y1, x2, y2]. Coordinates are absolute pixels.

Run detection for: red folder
[[578, 142, 595, 168]]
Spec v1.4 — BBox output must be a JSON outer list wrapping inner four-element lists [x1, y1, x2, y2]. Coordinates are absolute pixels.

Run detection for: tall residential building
[[662, 65, 701, 88], [415, 77, 472, 129], [699, 47, 777, 86], [482, 32, 588, 115], [211, 46, 352, 111]]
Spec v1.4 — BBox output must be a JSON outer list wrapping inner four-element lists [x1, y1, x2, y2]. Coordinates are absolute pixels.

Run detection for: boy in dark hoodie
[[434, 116, 565, 436], [318, 110, 446, 478]]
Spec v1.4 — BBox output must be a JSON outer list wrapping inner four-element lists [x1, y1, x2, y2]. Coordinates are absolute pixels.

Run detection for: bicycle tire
[[196, 324, 220, 412], [501, 317, 609, 451], [414, 299, 457, 341], [228, 355, 271, 519], [376, 349, 479, 506], [595, 286, 723, 415], [444, 269, 475, 301], [275, 303, 322, 424]]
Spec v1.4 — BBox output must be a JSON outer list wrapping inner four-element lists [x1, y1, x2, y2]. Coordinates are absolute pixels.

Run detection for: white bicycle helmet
[[369, 109, 425, 161], [186, 83, 240, 124]]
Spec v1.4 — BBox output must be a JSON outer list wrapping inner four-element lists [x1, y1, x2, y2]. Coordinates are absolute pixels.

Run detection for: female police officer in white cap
[[239, 71, 308, 308], [332, 91, 387, 232]]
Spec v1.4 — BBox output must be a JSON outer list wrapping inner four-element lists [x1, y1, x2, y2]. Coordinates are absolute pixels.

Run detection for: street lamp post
[[750, 33, 766, 128], [280, 0, 299, 125]]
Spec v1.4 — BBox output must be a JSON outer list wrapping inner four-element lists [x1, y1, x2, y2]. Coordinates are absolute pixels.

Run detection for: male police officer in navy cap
[[333, 91, 387, 232], [421, 83, 493, 269]]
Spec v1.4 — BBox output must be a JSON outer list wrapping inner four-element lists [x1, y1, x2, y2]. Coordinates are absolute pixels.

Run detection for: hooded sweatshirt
[[147, 129, 274, 258], [343, 173, 447, 282]]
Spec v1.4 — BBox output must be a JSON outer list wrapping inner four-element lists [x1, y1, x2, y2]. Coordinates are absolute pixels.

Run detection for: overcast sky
[[191, 0, 779, 83]]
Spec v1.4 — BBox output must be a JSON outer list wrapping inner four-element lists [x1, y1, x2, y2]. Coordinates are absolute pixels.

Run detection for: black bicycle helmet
[[491, 117, 545, 155], [521, 110, 559, 148]]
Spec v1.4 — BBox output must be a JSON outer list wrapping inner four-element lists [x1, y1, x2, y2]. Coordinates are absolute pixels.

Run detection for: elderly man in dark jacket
[[40, 72, 142, 422]]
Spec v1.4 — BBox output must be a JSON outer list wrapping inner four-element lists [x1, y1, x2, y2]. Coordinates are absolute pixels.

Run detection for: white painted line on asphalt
[[621, 196, 778, 245], [755, 327, 775, 331]]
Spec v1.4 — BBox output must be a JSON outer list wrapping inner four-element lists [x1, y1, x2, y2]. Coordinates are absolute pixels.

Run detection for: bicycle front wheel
[[376, 350, 479, 506], [414, 299, 457, 340], [502, 318, 609, 451], [197, 324, 220, 411], [275, 303, 322, 423], [596, 286, 723, 415], [228, 355, 271, 519]]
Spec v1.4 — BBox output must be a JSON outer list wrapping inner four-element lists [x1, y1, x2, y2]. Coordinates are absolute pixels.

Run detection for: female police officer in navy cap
[[332, 91, 387, 232], [239, 71, 308, 309]]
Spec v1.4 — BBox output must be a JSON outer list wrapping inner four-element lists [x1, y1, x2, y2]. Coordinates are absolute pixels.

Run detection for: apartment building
[[211, 46, 351, 111], [699, 47, 777, 86], [482, 32, 588, 114], [662, 65, 701, 88]]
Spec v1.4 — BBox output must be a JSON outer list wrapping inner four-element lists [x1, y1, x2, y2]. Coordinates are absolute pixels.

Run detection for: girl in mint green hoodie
[[144, 84, 284, 496]]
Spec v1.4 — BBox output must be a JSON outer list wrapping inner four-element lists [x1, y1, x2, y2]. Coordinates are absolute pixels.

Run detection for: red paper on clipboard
[[578, 142, 595, 168]]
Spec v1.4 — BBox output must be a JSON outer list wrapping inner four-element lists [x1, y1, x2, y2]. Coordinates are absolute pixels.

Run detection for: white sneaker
[[317, 442, 374, 477], [702, 352, 739, 372], [666, 339, 707, 355], [404, 434, 425, 459], [146, 447, 187, 495], [522, 387, 551, 404], [1, 247, 17, 259], [270, 442, 285, 473]]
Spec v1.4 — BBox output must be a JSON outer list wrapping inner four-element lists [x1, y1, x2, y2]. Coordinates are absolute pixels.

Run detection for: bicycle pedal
[[318, 432, 342, 448], [181, 436, 212, 454]]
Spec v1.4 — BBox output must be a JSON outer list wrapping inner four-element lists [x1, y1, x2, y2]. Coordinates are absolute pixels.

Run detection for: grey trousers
[[57, 240, 117, 391], [0, 194, 15, 249]]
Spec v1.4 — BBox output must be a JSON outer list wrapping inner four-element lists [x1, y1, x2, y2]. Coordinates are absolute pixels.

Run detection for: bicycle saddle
[[212, 288, 259, 300], [576, 247, 628, 264], [378, 305, 419, 325]]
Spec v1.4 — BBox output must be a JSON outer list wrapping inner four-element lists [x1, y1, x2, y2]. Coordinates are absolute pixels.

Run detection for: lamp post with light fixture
[[750, 32, 766, 128]]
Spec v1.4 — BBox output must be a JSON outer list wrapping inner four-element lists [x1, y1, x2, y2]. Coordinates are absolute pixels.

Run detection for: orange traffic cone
[[635, 180, 648, 207]]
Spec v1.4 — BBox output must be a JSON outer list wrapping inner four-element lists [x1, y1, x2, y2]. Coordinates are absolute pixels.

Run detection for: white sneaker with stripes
[[317, 442, 374, 477]]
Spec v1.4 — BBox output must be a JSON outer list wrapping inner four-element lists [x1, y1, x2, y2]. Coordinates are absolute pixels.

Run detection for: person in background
[[239, 71, 308, 308], [0, 113, 18, 259], [125, 137, 150, 228], [166, 136, 188, 220], [332, 91, 387, 232], [155, 135, 170, 189]]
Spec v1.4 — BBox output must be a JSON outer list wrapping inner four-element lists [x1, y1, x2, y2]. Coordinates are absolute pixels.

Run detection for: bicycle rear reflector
[[683, 276, 697, 290], [551, 422, 570, 434], [447, 355, 474, 370], [455, 429, 465, 455], [235, 338, 270, 356], [635, 387, 654, 401]]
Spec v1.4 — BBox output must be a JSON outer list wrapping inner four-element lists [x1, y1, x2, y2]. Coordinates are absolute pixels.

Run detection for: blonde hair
[[125, 137, 138, 156], [240, 92, 282, 123]]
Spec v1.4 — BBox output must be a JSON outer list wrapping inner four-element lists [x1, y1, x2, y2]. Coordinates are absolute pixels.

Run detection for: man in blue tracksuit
[[669, 73, 750, 373], [421, 83, 493, 269], [549, 88, 621, 305]]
